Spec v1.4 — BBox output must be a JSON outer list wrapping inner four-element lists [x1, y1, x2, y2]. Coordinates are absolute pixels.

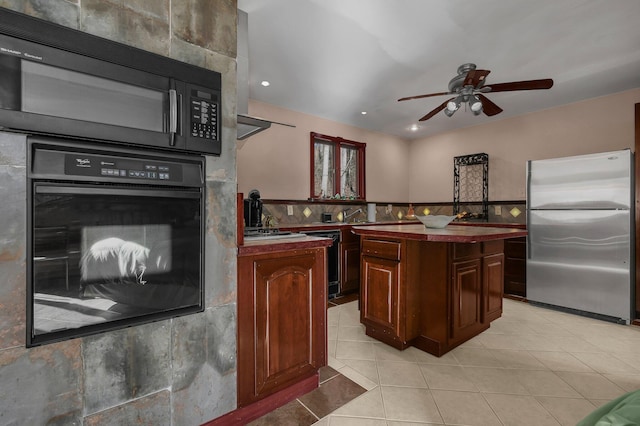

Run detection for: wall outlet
[[287, 205, 294, 216], [494, 206, 502, 216]]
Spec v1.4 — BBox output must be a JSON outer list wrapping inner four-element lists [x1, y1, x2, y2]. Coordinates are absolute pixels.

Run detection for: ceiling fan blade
[[419, 98, 453, 121], [398, 91, 452, 102], [477, 94, 503, 116], [463, 69, 490, 88], [486, 78, 554, 93]]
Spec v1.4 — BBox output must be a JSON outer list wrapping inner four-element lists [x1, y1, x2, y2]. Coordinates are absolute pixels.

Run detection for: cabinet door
[[238, 249, 326, 406], [450, 259, 482, 345], [341, 242, 360, 294], [360, 255, 400, 338], [483, 253, 504, 323]]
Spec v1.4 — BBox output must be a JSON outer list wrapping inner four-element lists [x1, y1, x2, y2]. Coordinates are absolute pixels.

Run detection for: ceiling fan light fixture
[[400, 63, 553, 124], [469, 95, 483, 114]]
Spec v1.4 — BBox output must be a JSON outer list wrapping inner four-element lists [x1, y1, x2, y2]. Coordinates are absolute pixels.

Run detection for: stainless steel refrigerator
[[526, 149, 634, 324]]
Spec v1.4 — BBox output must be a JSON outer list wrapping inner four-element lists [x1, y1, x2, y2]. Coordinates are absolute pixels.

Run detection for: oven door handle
[[35, 185, 201, 199]]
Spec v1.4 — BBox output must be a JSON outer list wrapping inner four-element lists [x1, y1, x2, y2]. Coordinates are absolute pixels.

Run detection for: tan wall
[[239, 89, 640, 204], [408, 89, 640, 202], [238, 100, 411, 202]]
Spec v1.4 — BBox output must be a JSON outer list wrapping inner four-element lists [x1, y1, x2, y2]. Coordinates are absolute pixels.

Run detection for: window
[[310, 132, 366, 200]]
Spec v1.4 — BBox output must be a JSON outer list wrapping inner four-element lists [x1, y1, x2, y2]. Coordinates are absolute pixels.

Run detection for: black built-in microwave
[[0, 9, 222, 155]]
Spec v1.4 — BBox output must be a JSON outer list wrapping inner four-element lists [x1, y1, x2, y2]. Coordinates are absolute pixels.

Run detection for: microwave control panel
[[190, 89, 219, 141]]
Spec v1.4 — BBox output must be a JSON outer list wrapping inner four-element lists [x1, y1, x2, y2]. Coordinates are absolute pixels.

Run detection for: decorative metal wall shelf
[[453, 153, 488, 221]]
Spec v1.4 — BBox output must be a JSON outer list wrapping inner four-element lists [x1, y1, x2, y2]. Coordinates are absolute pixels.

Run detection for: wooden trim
[[260, 199, 527, 206], [504, 294, 528, 303], [309, 132, 319, 199], [263, 198, 366, 205], [202, 374, 319, 425], [359, 141, 366, 200]]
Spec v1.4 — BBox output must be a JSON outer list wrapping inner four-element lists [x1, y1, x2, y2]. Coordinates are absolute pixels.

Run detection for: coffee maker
[[243, 189, 263, 228]]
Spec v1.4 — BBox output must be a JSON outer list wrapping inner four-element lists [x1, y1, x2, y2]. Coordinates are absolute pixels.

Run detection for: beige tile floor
[[316, 299, 640, 425]]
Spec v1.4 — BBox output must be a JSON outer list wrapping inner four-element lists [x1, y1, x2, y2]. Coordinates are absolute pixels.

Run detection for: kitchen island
[[352, 224, 527, 357]]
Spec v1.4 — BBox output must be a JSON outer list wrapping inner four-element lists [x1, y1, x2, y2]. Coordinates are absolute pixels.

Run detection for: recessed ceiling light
[[410, 124, 419, 131], [361, 111, 367, 115], [260, 81, 270, 87]]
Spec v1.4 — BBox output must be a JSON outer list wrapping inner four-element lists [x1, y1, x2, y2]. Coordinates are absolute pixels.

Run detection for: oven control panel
[[64, 153, 183, 183]]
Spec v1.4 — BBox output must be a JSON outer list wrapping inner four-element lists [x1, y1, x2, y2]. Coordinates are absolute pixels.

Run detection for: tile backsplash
[[261, 201, 526, 226]]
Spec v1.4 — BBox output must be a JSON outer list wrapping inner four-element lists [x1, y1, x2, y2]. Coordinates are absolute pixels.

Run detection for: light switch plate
[[287, 205, 294, 216], [494, 206, 502, 215]]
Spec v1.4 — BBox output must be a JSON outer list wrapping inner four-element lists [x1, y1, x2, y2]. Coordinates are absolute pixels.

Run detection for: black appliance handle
[[169, 89, 178, 146], [35, 185, 201, 199]]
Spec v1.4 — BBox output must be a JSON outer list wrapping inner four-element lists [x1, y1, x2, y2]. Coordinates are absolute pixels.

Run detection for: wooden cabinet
[[483, 252, 505, 322], [237, 247, 327, 407], [361, 254, 401, 342], [504, 236, 526, 298], [450, 258, 483, 346], [448, 240, 503, 347], [340, 228, 360, 294], [360, 239, 420, 350]]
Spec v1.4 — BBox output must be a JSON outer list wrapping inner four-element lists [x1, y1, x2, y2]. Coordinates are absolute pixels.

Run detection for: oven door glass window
[[30, 184, 203, 344]]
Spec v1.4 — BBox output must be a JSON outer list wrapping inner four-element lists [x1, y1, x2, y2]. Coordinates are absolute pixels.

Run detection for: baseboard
[[202, 374, 319, 425]]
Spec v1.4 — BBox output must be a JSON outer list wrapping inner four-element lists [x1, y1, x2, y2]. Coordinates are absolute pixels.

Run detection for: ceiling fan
[[398, 63, 553, 122]]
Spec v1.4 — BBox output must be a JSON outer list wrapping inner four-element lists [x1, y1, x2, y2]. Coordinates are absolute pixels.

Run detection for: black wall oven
[[27, 137, 205, 346], [0, 9, 221, 155]]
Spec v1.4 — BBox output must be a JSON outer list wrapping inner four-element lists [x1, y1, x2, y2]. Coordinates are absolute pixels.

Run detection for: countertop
[[279, 220, 419, 231], [237, 235, 333, 256], [351, 223, 527, 243], [279, 220, 525, 231]]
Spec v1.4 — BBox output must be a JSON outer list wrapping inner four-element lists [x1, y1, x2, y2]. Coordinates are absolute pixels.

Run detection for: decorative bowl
[[416, 215, 457, 229]]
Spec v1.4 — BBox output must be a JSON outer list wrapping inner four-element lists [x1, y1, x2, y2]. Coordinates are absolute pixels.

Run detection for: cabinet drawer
[[452, 242, 481, 260], [482, 239, 503, 255], [362, 239, 401, 260]]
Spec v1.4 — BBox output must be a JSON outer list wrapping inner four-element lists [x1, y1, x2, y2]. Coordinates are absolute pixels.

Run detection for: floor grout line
[[296, 399, 321, 423]]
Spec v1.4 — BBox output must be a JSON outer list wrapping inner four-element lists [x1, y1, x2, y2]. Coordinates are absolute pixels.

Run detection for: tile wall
[[263, 201, 526, 226], [0, 2, 238, 425]]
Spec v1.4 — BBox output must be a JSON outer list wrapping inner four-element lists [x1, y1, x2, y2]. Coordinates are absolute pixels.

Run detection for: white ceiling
[[237, 0, 640, 140]]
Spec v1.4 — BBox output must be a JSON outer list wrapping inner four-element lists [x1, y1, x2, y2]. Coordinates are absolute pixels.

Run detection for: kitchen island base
[[355, 224, 525, 357]]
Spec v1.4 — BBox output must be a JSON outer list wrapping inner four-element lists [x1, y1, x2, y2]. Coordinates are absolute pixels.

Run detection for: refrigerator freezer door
[[527, 209, 631, 322], [528, 150, 631, 210]]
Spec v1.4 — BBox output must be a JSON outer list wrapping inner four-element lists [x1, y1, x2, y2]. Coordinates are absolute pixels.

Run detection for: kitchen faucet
[[343, 207, 363, 222]]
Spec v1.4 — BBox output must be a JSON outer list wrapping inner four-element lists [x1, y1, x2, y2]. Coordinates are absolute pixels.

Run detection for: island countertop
[[351, 223, 527, 243]]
